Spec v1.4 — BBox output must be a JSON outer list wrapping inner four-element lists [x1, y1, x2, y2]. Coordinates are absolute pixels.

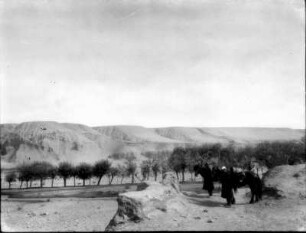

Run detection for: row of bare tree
[[5, 159, 138, 189]]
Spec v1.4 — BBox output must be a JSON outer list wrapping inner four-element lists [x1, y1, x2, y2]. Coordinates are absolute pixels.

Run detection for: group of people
[[201, 163, 241, 207]]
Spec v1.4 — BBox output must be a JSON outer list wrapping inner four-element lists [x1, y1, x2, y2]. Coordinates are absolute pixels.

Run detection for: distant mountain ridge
[[0, 121, 304, 168]]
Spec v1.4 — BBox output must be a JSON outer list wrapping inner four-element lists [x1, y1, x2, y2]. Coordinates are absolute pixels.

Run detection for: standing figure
[[203, 163, 214, 196], [212, 166, 222, 182], [220, 166, 237, 207], [194, 163, 214, 196]]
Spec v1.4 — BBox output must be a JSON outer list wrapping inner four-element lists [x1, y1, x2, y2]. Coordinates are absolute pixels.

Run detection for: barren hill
[[154, 127, 230, 144], [0, 122, 304, 168], [0, 122, 126, 168], [93, 125, 180, 143]]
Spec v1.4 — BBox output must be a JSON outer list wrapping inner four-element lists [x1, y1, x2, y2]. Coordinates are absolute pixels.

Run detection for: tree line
[[167, 138, 305, 182], [5, 151, 170, 189], [5, 159, 138, 189], [4, 138, 305, 188]]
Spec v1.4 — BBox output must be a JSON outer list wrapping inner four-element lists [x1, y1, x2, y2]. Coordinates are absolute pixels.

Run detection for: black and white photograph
[[0, 0, 305, 231]]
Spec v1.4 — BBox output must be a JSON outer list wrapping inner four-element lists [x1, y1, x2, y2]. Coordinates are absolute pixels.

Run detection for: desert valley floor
[[2, 181, 306, 231]]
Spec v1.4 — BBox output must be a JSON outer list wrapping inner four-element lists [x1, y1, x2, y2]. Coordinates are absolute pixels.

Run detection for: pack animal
[[194, 164, 214, 196], [240, 171, 263, 203]]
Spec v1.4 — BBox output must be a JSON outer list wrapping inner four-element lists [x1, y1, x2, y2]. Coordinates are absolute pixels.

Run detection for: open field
[[2, 181, 306, 231], [1, 182, 195, 231], [1, 182, 138, 231], [1, 197, 117, 231]]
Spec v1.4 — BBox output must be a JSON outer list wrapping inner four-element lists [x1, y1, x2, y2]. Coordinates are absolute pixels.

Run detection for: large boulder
[[105, 172, 187, 231], [263, 164, 306, 199]]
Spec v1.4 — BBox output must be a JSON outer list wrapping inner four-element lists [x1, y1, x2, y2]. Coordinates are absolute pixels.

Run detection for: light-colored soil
[[2, 183, 306, 231], [110, 184, 306, 231], [1, 197, 117, 232]]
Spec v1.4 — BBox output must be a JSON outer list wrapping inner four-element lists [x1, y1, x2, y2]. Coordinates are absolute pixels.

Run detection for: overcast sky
[[0, 0, 304, 128]]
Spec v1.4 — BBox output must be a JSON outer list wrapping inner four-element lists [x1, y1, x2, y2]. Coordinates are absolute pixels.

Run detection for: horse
[[194, 164, 214, 196], [239, 170, 263, 204]]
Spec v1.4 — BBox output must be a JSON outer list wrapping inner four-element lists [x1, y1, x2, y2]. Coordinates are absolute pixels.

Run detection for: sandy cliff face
[[0, 122, 125, 167], [94, 125, 181, 143], [154, 127, 230, 144]]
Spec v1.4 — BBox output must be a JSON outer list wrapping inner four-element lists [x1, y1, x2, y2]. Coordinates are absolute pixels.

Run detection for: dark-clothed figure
[[212, 166, 222, 182], [203, 163, 214, 196], [220, 166, 237, 207]]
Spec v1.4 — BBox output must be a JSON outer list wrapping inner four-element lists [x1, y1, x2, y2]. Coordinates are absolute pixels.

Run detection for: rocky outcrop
[[105, 172, 188, 231]]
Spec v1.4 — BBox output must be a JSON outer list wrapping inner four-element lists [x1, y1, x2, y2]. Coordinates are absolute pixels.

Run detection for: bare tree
[[18, 173, 24, 189], [107, 166, 119, 185], [17, 164, 34, 189], [76, 163, 92, 186], [70, 166, 78, 187], [5, 172, 17, 189], [117, 164, 127, 184], [58, 162, 73, 187], [168, 147, 187, 182], [93, 160, 111, 185], [126, 161, 137, 184], [140, 160, 151, 180], [151, 161, 160, 181], [48, 166, 58, 188], [31, 161, 54, 188]]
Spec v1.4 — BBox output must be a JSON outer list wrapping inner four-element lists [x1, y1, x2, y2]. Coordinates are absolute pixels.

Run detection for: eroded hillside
[[0, 121, 304, 168]]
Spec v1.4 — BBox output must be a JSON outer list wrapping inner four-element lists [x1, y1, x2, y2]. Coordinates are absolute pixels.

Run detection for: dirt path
[[181, 189, 306, 231]]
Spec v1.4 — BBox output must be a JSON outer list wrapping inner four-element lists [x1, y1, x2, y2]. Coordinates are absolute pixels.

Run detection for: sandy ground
[[1, 184, 138, 231], [1, 197, 117, 232], [1, 183, 306, 231], [110, 183, 306, 231]]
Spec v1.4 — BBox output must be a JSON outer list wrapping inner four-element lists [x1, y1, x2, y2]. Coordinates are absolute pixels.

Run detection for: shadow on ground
[[1, 184, 139, 199], [182, 190, 250, 207], [187, 197, 224, 207]]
